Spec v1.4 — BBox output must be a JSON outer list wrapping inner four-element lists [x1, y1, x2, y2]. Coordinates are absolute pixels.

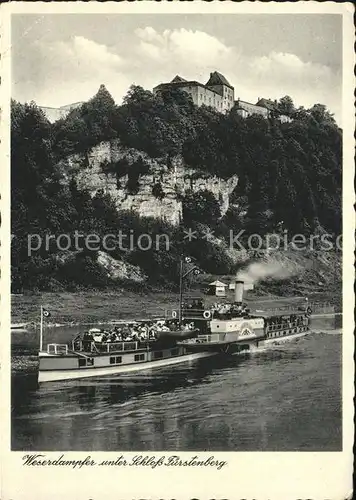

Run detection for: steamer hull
[[179, 312, 310, 353], [37, 277, 311, 383], [38, 344, 216, 383]]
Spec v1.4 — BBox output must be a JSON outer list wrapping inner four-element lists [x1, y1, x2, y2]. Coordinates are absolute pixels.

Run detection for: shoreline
[[11, 311, 343, 331], [11, 317, 164, 330], [11, 289, 341, 330]]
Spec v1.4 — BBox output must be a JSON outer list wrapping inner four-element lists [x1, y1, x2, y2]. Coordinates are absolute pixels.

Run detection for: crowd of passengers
[[268, 314, 306, 328], [74, 319, 195, 351], [211, 302, 250, 319]]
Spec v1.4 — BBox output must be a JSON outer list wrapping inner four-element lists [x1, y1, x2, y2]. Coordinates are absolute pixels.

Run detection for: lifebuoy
[[203, 310, 211, 319], [189, 322, 195, 329], [172, 310, 177, 319]]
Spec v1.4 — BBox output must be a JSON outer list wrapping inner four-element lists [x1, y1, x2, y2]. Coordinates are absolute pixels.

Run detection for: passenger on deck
[[93, 331, 103, 343], [82, 332, 94, 351], [121, 324, 130, 340], [155, 320, 165, 331], [107, 332, 117, 343], [148, 325, 158, 340], [139, 324, 149, 340], [169, 320, 178, 331], [130, 325, 140, 339], [73, 333, 82, 351]]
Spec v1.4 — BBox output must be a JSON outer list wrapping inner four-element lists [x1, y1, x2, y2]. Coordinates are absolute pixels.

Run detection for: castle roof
[[154, 80, 203, 90], [234, 99, 269, 116], [171, 75, 187, 83], [256, 98, 278, 111], [153, 79, 223, 97], [206, 71, 233, 89]]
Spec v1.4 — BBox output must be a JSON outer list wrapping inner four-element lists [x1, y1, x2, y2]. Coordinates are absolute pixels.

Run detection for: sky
[[11, 14, 342, 124]]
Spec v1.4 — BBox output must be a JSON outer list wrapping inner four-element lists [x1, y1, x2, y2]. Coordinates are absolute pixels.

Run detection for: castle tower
[[206, 71, 235, 112]]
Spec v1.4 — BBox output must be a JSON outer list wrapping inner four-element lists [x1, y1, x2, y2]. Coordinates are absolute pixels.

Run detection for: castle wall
[[234, 100, 269, 118], [178, 84, 232, 113], [206, 84, 235, 112]]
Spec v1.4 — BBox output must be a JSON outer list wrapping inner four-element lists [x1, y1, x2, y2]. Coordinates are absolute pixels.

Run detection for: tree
[[308, 104, 337, 126], [182, 190, 221, 226], [12, 86, 343, 290], [11, 100, 78, 290], [122, 85, 155, 107], [277, 95, 295, 116], [53, 84, 118, 156], [152, 182, 165, 200]]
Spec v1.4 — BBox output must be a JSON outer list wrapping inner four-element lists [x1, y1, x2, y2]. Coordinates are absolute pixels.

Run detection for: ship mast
[[40, 305, 43, 352], [179, 258, 184, 325], [178, 256, 200, 327]]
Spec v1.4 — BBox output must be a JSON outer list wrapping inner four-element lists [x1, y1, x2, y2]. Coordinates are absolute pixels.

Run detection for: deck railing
[[266, 319, 306, 332], [166, 301, 338, 319], [182, 308, 206, 319], [71, 340, 140, 353], [258, 301, 336, 315], [47, 343, 69, 355], [183, 333, 224, 344]]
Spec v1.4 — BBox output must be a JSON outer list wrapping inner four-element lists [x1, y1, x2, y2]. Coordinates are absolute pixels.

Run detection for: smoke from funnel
[[234, 280, 244, 303], [236, 261, 297, 286]]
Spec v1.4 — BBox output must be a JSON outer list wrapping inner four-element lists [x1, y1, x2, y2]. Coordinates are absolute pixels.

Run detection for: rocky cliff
[[59, 139, 239, 225]]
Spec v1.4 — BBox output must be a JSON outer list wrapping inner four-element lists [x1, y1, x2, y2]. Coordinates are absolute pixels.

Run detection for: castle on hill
[[153, 71, 292, 122], [39, 71, 291, 124], [153, 71, 235, 113]]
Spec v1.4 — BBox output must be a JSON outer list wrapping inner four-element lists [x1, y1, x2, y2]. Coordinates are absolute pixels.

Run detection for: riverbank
[[11, 289, 341, 327]]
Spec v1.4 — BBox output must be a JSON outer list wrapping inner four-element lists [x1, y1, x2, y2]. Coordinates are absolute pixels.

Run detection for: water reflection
[[11, 321, 342, 452], [77, 385, 97, 411]]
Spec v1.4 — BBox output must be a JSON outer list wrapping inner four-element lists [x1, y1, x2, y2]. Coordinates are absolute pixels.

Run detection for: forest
[[11, 84, 342, 291]]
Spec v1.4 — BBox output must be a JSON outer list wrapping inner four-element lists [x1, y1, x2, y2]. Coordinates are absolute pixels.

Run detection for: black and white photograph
[[1, 2, 354, 499]]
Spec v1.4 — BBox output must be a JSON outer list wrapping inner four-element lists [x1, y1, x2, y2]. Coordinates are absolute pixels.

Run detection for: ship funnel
[[235, 280, 244, 303]]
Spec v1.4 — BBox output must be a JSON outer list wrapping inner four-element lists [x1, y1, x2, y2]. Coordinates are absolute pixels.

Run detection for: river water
[[11, 316, 342, 451]]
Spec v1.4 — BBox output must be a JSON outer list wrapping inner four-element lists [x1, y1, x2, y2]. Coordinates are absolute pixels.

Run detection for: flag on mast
[[42, 309, 51, 318], [40, 307, 51, 352]]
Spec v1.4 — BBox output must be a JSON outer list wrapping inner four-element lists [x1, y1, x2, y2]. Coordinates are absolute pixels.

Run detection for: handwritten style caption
[[22, 454, 227, 470]]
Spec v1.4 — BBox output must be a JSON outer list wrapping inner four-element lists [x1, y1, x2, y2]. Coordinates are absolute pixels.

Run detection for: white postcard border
[[1, 2, 354, 500]]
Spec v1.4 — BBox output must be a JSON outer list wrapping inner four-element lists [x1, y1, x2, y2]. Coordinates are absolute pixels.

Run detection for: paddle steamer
[[178, 281, 310, 355], [38, 326, 215, 383], [38, 276, 311, 383]]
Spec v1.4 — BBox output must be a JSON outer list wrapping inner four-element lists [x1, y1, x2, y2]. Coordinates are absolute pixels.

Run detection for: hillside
[[11, 85, 342, 296], [57, 139, 238, 226]]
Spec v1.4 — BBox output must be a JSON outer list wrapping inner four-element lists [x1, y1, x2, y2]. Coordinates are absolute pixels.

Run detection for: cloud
[[42, 35, 123, 77], [249, 51, 333, 83], [241, 51, 340, 121], [13, 28, 341, 124], [252, 52, 305, 73], [135, 27, 232, 73], [135, 26, 164, 44], [21, 36, 130, 107], [72, 36, 123, 67], [128, 31, 340, 121]]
